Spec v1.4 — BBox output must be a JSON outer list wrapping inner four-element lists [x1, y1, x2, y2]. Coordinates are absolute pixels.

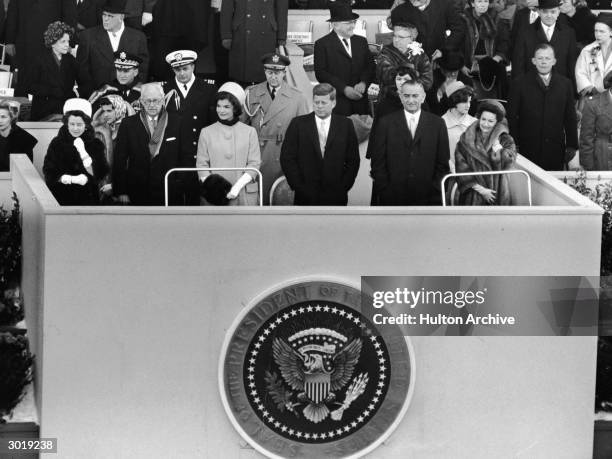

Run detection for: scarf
[[218, 117, 239, 126], [140, 108, 168, 158]]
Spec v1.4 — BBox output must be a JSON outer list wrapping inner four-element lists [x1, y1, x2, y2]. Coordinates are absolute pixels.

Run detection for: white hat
[[445, 81, 466, 98], [63, 98, 92, 117], [218, 82, 246, 108], [165, 50, 198, 68]]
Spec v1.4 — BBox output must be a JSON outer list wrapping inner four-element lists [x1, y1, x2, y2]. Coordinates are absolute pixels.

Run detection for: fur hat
[[389, 3, 426, 38], [63, 98, 92, 117], [201, 174, 232, 206], [478, 99, 506, 121], [438, 51, 465, 72]]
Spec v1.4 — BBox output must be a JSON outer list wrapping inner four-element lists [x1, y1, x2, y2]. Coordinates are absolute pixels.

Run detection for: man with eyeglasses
[[245, 52, 308, 204], [112, 83, 188, 205], [314, 3, 375, 116], [77, 0, 149, 98]]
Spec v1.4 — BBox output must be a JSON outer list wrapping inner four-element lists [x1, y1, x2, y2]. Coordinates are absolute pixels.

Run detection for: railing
[[164, 167, 263, 207], [441, 170, 532, 206]]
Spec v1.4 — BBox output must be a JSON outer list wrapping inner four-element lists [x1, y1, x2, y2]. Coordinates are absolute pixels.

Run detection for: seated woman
[[378, 7, 432, 97], [442, 82, 477, 172], [92, 95, 135, 202], [575, 13, 612, 99], [196, 83, 261, 206], [30, 21, 78, 121], [43, 99, 109, 205], [454, 100, 517, 205], [460, 0, 510, 99], [580, 71, 612, 170], [0, 102, 37, 172]]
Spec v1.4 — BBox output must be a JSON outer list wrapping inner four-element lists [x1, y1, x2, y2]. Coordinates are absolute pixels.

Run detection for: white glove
[[492, 140, 503, 153], [60, 174, 72, 185], [73, 138, 92, 168], [100, 183, 112, 195], [142, 12, 153, 26], [71, 174, 88, 186], [227, 173, 253, 199]]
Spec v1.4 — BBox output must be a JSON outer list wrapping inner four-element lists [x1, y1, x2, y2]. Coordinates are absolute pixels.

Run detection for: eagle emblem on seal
[[271, 328, 368, 424]]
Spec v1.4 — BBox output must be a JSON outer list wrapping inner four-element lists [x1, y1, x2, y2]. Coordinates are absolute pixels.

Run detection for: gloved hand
[[100, 183, 112, 195], [227, 173, 253, 199], [117, 194, 131, 205], [141, 12, 153, 26], [60, 174, 72, 185], [354, 81, 367, 95], [222, 39, 232, 50], [74, 138, 92, 168], [344, 86, 362, 100], [564, 147, 577, 163], [71, 174, 88, 186], [5, 44, 15, 57]]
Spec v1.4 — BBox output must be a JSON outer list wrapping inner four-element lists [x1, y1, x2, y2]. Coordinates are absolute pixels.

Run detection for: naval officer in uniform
[[163, 49, 217, 204], [245, 52, 308, 204]]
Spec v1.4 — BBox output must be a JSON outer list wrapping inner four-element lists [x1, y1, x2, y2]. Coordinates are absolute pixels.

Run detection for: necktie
[[270, 87, 276, 100], [149, 117, 157, 133], [545, 26, 552, 42], [183, 84, 188, 92], [319, 119, 327, 154], [342, 38, 349, 53], [408, 116, 416, 137]]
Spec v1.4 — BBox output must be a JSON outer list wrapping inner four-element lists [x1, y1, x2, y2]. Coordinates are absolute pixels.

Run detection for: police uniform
[[245, 53, 308, 204], [164, 50, 217, 204], [90, 51, 143, 113]]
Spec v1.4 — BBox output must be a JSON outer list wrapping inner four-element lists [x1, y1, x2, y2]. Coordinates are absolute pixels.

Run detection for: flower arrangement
[[0, 194, 23, 326], [406, 41, 424, 57]]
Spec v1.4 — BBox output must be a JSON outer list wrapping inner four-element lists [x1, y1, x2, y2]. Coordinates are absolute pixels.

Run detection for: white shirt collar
[[542, 22, 555, 34], [335, 32, 352, 56], [176, 75, 196, 96], [404, 109, 421, 124], [107, 22, 125, 51]]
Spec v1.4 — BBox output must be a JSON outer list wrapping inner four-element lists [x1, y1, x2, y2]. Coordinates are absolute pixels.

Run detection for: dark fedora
[[102, 0, 127, 14], [438, 51, 465, 72], [596, 12, 612, 30], [327, 3, 359, 22], [200, 174, 232, 206], [537, 0, 561, 9]]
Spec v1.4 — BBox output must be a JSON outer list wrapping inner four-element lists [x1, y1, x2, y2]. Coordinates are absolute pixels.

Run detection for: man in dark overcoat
[[511, 0, 577, 81], [370, 80, 450, 205], [150, 0, 211, 81], [314, 4, 375, 116], [5, 0, 77, 96], [163, 50, 216, 204], [76, 0, 149, 98], [112, 83, 189, 205], [507, 44, 577, 170], [280, 83, 360, 206], [220, 0, 288, 84]]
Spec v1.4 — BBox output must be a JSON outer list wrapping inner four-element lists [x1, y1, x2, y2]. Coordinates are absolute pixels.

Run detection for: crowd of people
[[0, 0, 610, 206]]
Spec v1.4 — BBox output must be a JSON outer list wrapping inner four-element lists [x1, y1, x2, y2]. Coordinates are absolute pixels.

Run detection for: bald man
[[112, 83, 189, 205]]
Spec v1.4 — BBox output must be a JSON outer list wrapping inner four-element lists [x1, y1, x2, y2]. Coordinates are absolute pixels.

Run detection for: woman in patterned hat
[[454, 100, 517, 205], [29, 21, 78, 121]]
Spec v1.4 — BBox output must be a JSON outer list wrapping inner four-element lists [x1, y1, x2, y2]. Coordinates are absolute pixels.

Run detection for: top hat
[[327, 3, 359, 22], [261, 52, 291, 69], [537, 0, 561, 9], [102, 0, 127, 14]]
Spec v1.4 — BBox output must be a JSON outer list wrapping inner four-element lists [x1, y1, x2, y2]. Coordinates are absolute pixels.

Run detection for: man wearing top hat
[[77, 0, 149, 98], [314, 4, 376, 116], [511, 0, 577, 82], [163, 49, 217, 205], [88, 51, 143, 111], [245, 52, 309, 205]]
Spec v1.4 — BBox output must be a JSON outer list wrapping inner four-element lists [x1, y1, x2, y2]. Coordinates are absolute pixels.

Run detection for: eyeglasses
[[393, 34, 413, 41], [141, 98, 163, 106]]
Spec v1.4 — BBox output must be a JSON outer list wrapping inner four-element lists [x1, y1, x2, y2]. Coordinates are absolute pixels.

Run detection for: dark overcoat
[[43, 127, 108, 205], [511, 18, 577, 81], [112, 112, 187, 205], [76, 25, 149, 98], [30, 50, 78, 121], [280, 112, 359, 205], [507, 71, 578, 170], [220, 0, 288, 83], [314, 32, 375, 116], [5, 0, 77, 95], [0, 126, 38, 172], [152, 0, 210, 45], [580, 92, 612, 171], [370, 110, 450, 205]]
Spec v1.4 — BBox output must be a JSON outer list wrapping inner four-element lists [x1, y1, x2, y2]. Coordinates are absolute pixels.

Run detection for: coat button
[[247, 13, 250, 17], [193, 115, 197, 119], [193, 141, 196, 145], [193, 128, 197, 132], [262, 15, 266, 18]]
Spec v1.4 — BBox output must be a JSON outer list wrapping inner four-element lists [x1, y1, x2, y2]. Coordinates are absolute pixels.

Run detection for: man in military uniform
[[89, 51, 143, 112], [245, 53, 309, 205], [164, 49, 217, 204]]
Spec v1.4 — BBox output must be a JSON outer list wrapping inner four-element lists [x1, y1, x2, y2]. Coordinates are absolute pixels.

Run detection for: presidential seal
[[219, 281, 414, 458]]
